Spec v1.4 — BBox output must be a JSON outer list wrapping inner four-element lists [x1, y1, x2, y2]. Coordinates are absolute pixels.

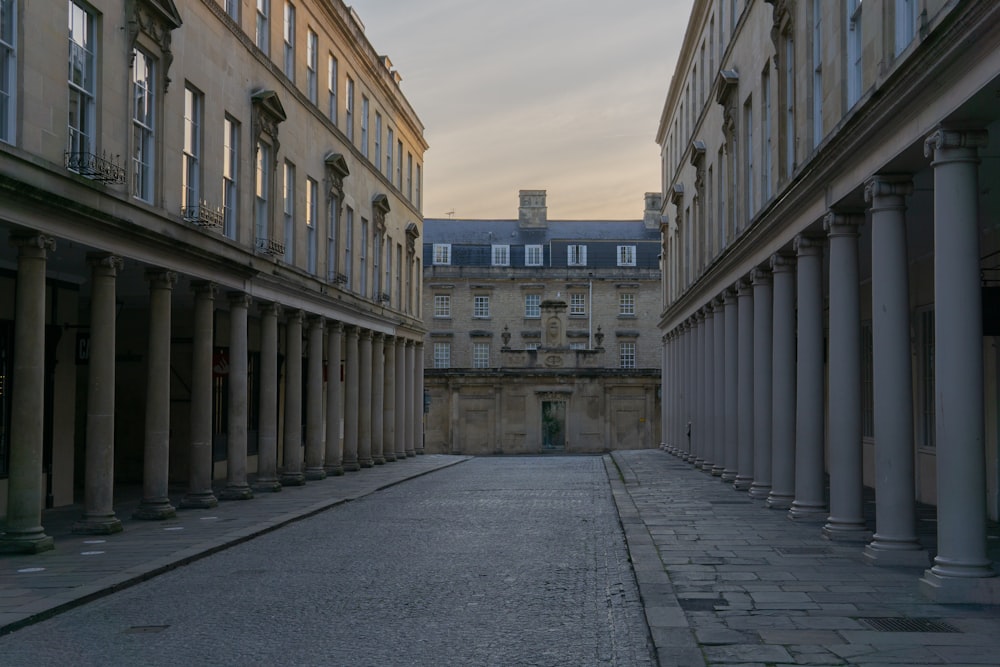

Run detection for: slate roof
[[422, 219, 661, 244]]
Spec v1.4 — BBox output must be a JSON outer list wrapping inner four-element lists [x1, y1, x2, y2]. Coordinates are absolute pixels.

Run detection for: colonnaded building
[[656, 0, 1000, 602], [0, 0, 427, 553], [421, 190, 662, 455]]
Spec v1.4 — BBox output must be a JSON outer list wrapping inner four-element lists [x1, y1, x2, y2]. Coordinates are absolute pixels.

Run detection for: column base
[[405, 450, 416, 457], [384, 453, 397, 463], [253, 478, 283, 492], [180, 492, 219, 509], [821, 521, 871, 542], [304, 467, 328, 481], [280, 472, 306, 486], [359, 458, 374, 468], [373, 456, 386, 465], [343, 461, 361, 472], [324, 465, 345, 476], [219, 485, 254, 500], [788, 502, 828, 522], [710, 465, 724, 476], [732, 475, 753, 491], [133, 500, 177, 520], [748, 483, 771, 500], [72, 514, 123, 535], [863, 543, 930, 568], [765, 493, 793, 510], [920, 569, 1000, 604], [0, 529, 54, 554], [721, 469, 737, 483], [416, 450, 425, 455]]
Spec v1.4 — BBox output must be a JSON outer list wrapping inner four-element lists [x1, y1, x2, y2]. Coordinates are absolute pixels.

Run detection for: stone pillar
[[304, 316, 327, 480], [702, 306, 716, 472], [921, 128, 996, 598], [722, 291, 738, 481], [371, 333, 386, 464], [0, 234, 55, 553], [823, 212, 868, 540], [789, 235, 827, 521], [767, 253, 796, 510], [255, 302, 282, 492], [134, 270, 179, 519], [660, 335, 669, 449], [281, 310, 305, 486], [734, 278, 754, 490], [750, 266, 774, 499], [689, 316, 701, 463], [711, 297, 726, 476], [383, 336, 397, 462], [415, 342, 425, 453], [220, 292, 254, 500], [181, 282, 218, 509], [324, 322, 344, 476], [342, 326, 360, 471], [74, 254, 125, 534], [404, 340, 416, 457], [863, 175, 927, 566], [683, 321, 693, 459], [358, 329, 374, 467], [395, 337, 407, 460]]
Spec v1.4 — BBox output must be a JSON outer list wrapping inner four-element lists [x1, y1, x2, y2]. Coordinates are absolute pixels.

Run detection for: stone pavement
[[609, 449, 1000, 667], [0, 455, 469, 636]]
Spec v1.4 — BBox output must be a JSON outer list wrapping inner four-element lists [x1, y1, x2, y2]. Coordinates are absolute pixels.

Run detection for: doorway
[[541, 400, 566, 450]]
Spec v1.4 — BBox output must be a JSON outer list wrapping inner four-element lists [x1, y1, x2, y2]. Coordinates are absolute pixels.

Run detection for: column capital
[[191, 280, 217, 299], [770, 252, 795, 273], [751, 265, 772, 286], [87, 252, 124, 274], [924, 127, 988, 159], [9, 232, 55, 253], [373, 331, 385, 342], [285, 309, 305, 325], [359, 329, 373, 341], [722, 286, 737, 305], [405, 338, 416, 347], [823, 211, 864, 238], [227, 291, 252, 309], [735, 277, 753, 296], [145, 269, 178, 289], [694, 309, 705, 322], [258, 301, 282, 318], [306, 314, 325, 330], [414, 340, 424, 350], [864, 174, 913, 206], [793, 234, 823, 257]]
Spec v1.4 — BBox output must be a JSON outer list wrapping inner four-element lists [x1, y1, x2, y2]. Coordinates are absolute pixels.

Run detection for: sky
[[349, 0, 695, 221]]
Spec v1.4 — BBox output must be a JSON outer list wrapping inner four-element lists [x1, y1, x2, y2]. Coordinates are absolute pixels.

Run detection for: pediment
[[324, 153, 350, 179], [252, 90, 287, 123]]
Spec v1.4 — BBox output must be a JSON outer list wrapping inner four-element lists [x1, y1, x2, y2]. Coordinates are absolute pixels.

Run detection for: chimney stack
[[518, 189, 547, 228]]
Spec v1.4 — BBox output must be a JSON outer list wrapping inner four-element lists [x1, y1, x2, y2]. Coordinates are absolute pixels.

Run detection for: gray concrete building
[[422, 190, 663, 454], [0, 0, 426, 553], [657, 0, 1000, 603]]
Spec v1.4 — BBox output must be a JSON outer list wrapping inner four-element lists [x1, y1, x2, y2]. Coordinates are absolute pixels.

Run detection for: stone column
[[220, 292, 253, 500], [660, 335, 669, 449], [342, 326, 360, 471], [722, 291, 738, 481], [74, 254, 125, 534], [324, 322, 345, 475], [181, 282, 219, 508], [134, 270, 179, 519], [304, 316, 327, 480], [789, 235, 827, 521], [750, 266, 774, 499], [683, 321, 693, 459], [712, 297, 726, 476], [863, 175, 927, 566], [921, 128, 996, 597], [383, 336, 397, 462], [0, 234, 55, 553], [767, 253, 796, 510], [734, 278, 754, 490], [404, 340, 416, 457], [395, 337, 407, 460], [358, 329, 374, 467], [281, 310, 305, 486], [823, 212, 868, 540], [371, 333, 386, 464], [415, 342, 425, 453], [255, 302, 282, 492], [688, 317, 700, 463], [701, 306, 716, 472]]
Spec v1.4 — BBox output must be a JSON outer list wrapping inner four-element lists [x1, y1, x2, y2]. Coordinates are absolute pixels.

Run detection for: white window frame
[[306, 29, 317, 104], [895, 0, 916, 56], [256, 0, 269, 55], [473, 343, 490, 369], [406, 152, 413, 200], [434, 294, 450, 318], [372, 233, 381, 300], [374, 112, 382, 170], [68, 2, 96, 161], [222, 116, 239, 239], [361, 95, 369, 157], [525, 245, 543, 266], [131, 49, 156, 203], [0, 0, 15, 144], [306, 176, 317, 274], [492, 244, 510, 266], [617, 245, 636, 267], [255, 140, 271, 245], [327, 196, 338, 281], [761, 66, 772, 201], [570, 293, 586, 316], [432, 243, 451, 266], [744, 95, 753, 217], [567, 244, 587, 266], [386, 127, 394, 179], [283, 1, 295, 81], [619, 342, 636, 369], [619, 293, 636, 316], [812, 0, 823, 147], [359, 217, 368, 296], [282, 160, 294, 264], [343, 206, 353, 289], [847, 0, 863, 108], [525, 294, 541, 319], [327, 53, 337, 123], [182, 85, 202, 216], [345, 77, 354, 142], [433, 342, 450, 369], [473, 295, 490, 319]]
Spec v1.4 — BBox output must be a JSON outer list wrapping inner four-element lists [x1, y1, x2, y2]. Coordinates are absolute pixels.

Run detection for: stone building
[[0, 0, 426, 553], [656, 0, 1000, 602], [422, 190, 662, 455]]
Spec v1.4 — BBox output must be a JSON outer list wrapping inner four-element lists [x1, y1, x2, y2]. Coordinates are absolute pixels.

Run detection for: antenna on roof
[[446, 209, 455, 219]]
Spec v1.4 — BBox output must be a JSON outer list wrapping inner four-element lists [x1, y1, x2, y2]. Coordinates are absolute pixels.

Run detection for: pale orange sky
[[350, 1, 694, 220]]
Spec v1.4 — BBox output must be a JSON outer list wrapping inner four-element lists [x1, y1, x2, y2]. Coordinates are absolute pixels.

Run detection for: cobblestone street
[[0, 457, 655, 666]]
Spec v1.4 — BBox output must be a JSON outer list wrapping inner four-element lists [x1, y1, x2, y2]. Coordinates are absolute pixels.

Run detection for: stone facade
[[422, 191, 662, 455], [657, 0, 1000, 602], [0, 0, 426, 551]]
